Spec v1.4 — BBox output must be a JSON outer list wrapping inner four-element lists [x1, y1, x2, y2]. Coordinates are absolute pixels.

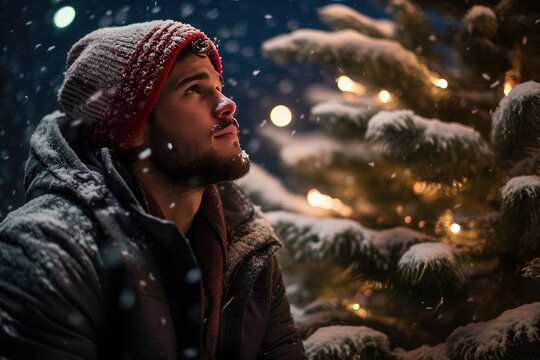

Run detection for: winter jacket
[[0, 111, 307, 360]]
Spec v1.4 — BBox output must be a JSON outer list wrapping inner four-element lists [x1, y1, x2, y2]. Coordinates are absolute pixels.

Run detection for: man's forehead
[[169, 54, 222, 82]]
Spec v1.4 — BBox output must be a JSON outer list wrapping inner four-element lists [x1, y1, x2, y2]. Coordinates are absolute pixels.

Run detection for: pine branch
[[491, 81, 540, 163], [365, 110, 493, 183], [304, 325, 395, 360], [265, 211, 373, 265], [261, 29, 449, 118], [256, 125, 378, 168], [397, 242, 465, 296], [395, 343, 448, 360], [298, 310, 365, 340], [386, 0, 434, 56], [522, 258, 540, 288], [507, 148, 540, 177], [447, 302, 540, 359], [303, 298, 346, 315], [368, 227, 435, 275], [498, 175, 540, 255], [299, 308, 435, 350], [463, 5, 498, 38], [310, 102, 376, 140], [267, 211, 436, 281], [317, 4, 395, 39]]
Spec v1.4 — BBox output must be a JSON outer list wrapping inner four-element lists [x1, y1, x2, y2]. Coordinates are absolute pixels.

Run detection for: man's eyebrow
[[174, 72, 224, 89]]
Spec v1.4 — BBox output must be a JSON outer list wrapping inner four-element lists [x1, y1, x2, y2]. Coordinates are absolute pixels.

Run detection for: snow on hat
[[58, 20, 222, 152]]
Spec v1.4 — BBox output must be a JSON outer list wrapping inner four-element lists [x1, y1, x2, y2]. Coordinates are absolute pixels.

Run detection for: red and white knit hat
[[58, 20, 222, 152]]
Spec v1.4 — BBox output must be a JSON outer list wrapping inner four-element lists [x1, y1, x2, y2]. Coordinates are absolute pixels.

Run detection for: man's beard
[[150, 144, 251, 188]]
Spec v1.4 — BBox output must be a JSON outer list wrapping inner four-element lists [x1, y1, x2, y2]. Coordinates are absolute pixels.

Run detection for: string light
[[450, 223, 461, 234], [307, 188, 353, 216], [347, 303, 368, 318], [378, 90, 392, 104], [503, 82, 512, 96], [269, 105, 292, 127], [504, 70, 520, 96], [432, 78, 448, 89], [336, 76, 366, 94]]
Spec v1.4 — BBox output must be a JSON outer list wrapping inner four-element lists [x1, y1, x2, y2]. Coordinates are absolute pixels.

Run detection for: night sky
[[0, 0, 385, 219]]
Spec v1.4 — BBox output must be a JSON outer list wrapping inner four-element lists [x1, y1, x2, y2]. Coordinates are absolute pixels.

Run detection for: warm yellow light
[[352, 303, 360, 311], [307, 188, 353, 216], [378, 90, 392, 104], [413, 182, 427, 194], [433, 78, 448, 89], [357, 308, 368, 317], [307, 189, 333, 209], [450, 223, 461, 234], [503, 82, 512, 96], [337, 76, 354, 92], [270, 105, 292, 127], [53, 6, 76, 28], [336, 76, 366, 94]]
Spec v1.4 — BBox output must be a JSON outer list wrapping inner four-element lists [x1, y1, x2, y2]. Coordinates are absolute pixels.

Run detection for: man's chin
[[156, 150, 251, 188]]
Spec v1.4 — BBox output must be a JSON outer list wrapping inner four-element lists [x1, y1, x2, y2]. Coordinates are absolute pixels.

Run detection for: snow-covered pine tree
[[238, 1, 540, 359]]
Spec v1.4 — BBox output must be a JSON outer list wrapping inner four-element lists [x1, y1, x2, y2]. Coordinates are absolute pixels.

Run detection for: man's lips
[[213, 124, 238, 138]]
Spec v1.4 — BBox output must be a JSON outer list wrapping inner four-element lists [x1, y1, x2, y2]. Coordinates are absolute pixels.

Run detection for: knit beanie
[[58, 20, 222, 152]]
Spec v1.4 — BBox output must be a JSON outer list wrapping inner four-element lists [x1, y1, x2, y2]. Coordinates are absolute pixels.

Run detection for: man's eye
[[185, 84, 201, 94]]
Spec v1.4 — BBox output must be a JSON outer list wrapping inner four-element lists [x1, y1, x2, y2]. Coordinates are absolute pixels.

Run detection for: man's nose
[[214, 93, 237, 120]]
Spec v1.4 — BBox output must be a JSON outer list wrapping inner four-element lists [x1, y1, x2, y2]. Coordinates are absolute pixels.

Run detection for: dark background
[[0, 0, 385, 219]]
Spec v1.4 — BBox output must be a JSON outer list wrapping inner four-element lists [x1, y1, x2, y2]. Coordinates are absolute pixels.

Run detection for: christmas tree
[[237, 1, 540, 359]]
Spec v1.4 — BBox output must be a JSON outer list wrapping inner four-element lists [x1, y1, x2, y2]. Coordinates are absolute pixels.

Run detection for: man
[[0, 20, 306, 360]]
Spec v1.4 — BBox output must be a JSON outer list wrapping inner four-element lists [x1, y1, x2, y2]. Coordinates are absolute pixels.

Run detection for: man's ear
[[132, 116, 151, 147]]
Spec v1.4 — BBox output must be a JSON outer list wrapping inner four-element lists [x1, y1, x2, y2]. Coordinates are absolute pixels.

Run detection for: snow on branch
[[265, 211, 373, 264], [397, 242, 465, 294], [235, 163, 332, 217], [266, 211, 436, 280], [491, 81, 540, 163], [317, 4, 395, 39], [464, 5, 498, 38], [522, 258, 540, 288], [365, 110, 493, 183], [304, 325, 394, 360], [498, 175, 540, 254], [369, 227, 435, 274], [310, 101, 375, 140], [257, 125, 376, 167], [447, 302, 540, 359], [261, 29, 448, 115]]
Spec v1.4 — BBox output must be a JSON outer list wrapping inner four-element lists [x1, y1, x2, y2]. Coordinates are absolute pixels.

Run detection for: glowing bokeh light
[[450, 223, 461, 234], [433, 78, 448, 89], [270, 105, 292, 127], [378, 90, 392, 104], [53, 6, 76, 28]]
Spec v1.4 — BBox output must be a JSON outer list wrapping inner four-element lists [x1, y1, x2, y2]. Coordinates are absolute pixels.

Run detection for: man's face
[[136, 52, 250, 187]]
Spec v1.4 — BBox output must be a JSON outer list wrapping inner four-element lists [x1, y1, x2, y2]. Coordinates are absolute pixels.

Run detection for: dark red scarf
[[138, 183, 227, 359]]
